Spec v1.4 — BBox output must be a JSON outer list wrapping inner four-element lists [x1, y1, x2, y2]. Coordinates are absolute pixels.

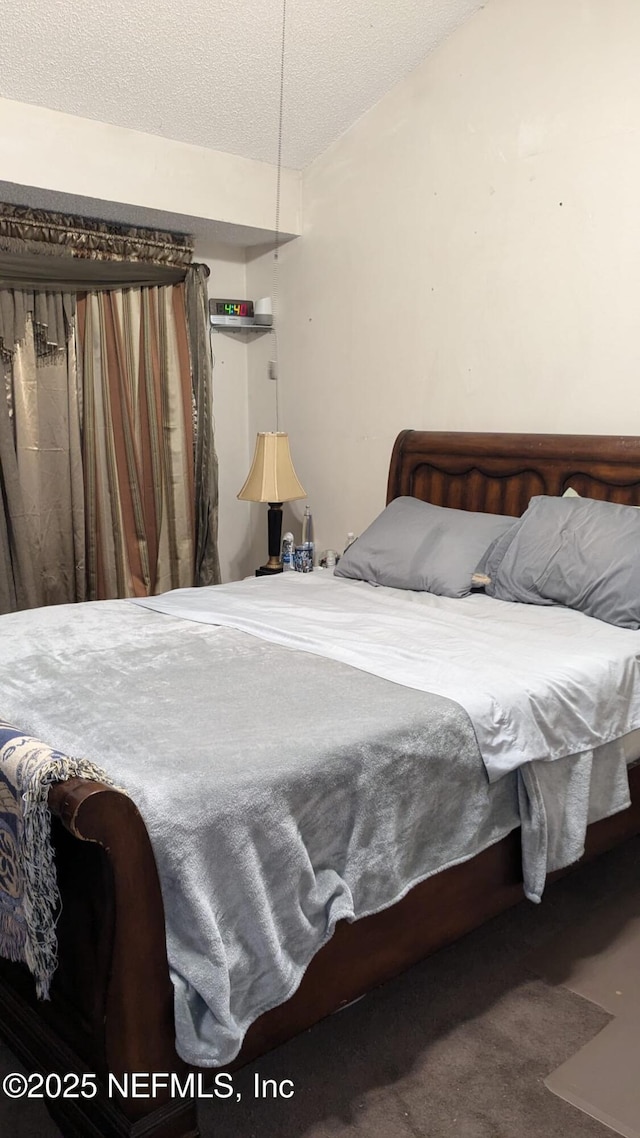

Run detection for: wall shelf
[[209, 323, 272, 334]]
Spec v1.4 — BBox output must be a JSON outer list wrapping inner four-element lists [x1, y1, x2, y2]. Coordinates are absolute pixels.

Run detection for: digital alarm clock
[[213, 300, 254, 318], [209, 299, 255, 327]]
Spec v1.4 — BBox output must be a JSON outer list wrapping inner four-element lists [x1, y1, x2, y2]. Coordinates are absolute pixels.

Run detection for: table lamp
[[238, 432, 306, 575]]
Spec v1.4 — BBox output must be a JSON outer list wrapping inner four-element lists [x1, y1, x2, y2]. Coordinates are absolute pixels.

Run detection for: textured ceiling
[[0, 0, 484, 171]]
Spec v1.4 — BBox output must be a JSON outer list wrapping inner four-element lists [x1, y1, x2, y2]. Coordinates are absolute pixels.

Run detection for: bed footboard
[[2, 766, 639, 1138], [0, 778, 198, 1138]]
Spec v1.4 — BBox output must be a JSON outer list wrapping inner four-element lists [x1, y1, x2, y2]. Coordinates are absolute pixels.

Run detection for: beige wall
[[200, 241, 306, 582], [0, 97, 300, 239], [272, 0, 640, 555], [197, 248, 251, 583], [245, 244, 311, 567]]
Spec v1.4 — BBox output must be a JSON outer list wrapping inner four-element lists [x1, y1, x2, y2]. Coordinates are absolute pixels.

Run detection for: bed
[[1, 428, 640, 1138]]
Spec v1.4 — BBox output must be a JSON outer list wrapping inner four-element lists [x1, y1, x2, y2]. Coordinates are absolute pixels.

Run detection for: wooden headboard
[[387, 431, 640, 516]]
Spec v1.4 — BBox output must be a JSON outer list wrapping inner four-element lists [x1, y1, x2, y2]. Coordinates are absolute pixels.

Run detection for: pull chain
[[270, 0, 287, 433]]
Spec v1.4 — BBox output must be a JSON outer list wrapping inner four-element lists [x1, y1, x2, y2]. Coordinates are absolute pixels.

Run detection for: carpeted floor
[[3, 835, 639, 1138]]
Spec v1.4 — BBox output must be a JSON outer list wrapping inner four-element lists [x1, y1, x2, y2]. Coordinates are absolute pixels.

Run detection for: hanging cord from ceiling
[[270, 0, 287, 432]]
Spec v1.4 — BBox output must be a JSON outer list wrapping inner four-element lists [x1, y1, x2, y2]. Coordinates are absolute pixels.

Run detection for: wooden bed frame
[[2, 429, 640, 1138]]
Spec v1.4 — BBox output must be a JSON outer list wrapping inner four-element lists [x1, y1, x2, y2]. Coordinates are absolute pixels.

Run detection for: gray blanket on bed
[[0, 599, 630, 1066]]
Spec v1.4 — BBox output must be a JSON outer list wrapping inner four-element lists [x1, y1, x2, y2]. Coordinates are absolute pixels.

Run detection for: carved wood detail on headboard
[[387, 431, 640, 516]]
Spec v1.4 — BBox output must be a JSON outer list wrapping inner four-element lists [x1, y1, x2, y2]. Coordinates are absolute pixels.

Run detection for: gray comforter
[[0, 597, 631, 1065]]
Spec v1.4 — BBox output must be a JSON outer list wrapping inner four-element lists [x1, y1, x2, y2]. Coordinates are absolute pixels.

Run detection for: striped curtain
[[76, 285, 196, 599]]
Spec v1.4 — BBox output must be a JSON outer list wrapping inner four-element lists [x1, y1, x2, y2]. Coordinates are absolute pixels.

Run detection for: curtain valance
[[0, 202, 193, 267], [0, 250, 188, 291]]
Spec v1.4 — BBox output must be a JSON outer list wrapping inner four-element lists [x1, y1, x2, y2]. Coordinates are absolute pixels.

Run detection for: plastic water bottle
[[302, 506, 314, 560], [281, 532, 294, 571], [344, 531, 357, 553]]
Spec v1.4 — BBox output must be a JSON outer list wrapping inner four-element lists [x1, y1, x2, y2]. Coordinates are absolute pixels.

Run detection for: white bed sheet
[[134, 571, 640, 783]]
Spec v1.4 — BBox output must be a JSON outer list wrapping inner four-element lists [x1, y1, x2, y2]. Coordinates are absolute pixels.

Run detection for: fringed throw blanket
[[0, 721, 115, 997]]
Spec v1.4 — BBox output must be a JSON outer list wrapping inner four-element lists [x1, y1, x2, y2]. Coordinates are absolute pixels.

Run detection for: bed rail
[[0, 778, 199, 1138]]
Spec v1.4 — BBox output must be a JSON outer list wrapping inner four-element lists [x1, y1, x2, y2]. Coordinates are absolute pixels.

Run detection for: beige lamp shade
[[238, 432, 306, 503]]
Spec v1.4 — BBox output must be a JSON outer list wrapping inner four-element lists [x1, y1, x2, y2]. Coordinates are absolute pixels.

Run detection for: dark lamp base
[[253, 501, 286, 579]]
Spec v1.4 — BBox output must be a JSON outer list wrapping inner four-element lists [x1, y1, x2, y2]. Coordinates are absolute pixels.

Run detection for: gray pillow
[[334, 496, 516, 598], [481, 494, 640, 628]]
